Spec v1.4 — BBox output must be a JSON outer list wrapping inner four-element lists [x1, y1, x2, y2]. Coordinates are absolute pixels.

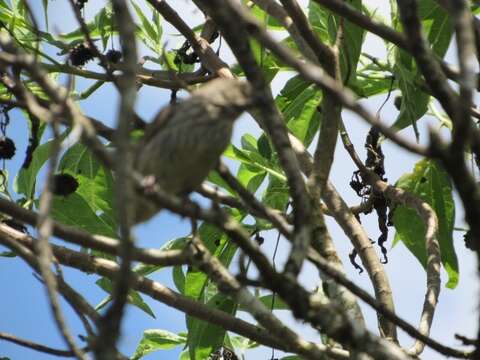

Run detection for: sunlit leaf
[[393, 159, 458, 288], [132, 329, 186, 360]]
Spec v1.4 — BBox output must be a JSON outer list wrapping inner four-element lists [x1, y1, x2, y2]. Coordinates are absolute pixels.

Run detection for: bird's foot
[[141, 175, 157, 194]]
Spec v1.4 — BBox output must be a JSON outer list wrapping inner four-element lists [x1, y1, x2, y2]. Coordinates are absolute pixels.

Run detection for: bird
[[133, 78, 253, 223]]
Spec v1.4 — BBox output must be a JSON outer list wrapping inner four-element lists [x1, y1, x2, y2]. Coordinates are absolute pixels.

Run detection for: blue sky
[[0, 1, 478, 359]]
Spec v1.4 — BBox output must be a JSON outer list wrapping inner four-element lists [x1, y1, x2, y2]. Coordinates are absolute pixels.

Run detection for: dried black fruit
[[222, 348, 238, 360], [174, 41, 199, 66], [105, 49, 122, 63], [254, 232, 264, 245], [22, 115, 40, 169], [0, 136, 15, 159], [349, 126, 391, 269], [349, 250, 363, 274], [52, 173, 79, 196], [74, 0, 88, 10], [394, 95, 402, 110], [210, 30, 220, 43], [3, 219, 28, 233], [464, 230, 478, 251], [69, 43, 95, 67]]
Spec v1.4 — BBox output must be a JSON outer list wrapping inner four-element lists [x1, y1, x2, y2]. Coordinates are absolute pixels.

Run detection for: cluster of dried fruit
[[0, 136, 15, 160], [74, 0, 89, 11], [68, 44, 122, 67], [349, 127, 395, 272], [52, 173, 79, 197]]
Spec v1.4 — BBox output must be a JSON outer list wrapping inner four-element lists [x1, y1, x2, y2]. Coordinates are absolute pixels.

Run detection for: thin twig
[[0, 332, 88, 358], [35, 120, 86, 359], [95, 1, 137, 358]]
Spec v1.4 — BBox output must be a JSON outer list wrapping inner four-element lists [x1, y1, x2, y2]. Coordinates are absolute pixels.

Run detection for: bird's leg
[[140, 174, 157, 194], [190, 217, 198, 235]]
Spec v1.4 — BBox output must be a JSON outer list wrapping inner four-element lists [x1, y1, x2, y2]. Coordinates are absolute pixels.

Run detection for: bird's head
[[193, 78, 253, 110]]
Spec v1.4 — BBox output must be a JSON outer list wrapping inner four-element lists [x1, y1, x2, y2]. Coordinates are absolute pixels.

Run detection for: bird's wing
[[137, 103, 177, 148]]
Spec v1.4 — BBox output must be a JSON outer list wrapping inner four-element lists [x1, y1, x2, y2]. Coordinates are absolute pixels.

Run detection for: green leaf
[[238, 294, 288, 311], [308, 2, 332, 44], [134, 236, 188, 277], [392, 56, 430, 133], [276, 75, 322, 146], [262, 175, 289, 211], [224, 144, 285, 182], [350, 56, 396, 97], [49, 193, 117, 238], [14, 131, 66, 199], [350, 73, 395, 98], [50, 143, 117, 237], [249, 4, 284, 30], [95, 277, 156, 318], [393, 159, 458, 288], [185, 212, 244, 360], [132, 329, 186, 360], [172, 264, 185, 294], [0, 251, 16, 257], [308, 0, 365, 85], [59, 143, 115, 219], [98, 5, 110, 50], [130, 0, 162, 53], [249, 38, 281, 83], [60, 4, 115, 42], [187, 293, 236, 360], [228, 335, 258, 350], [237, 163, 266, 194], [390, 0, 453, 131], [42, 0, 48, 30]]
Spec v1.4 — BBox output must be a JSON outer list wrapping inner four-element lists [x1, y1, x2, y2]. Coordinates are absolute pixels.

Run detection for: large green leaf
[[308, 0, 365, 85], [350, 55, 397, 98], [60, 4, 115, 42], [14, 131, 66, 199], [95, 277, 156, 319], [185, 211, 243, 360], [130, 0, 162, 54], [393, 159, 458, 288], [187, 293, 236, 360], [134, 236, 188, 277], [224, 143, 285, 182], [132, 329, 186, 360], [249, 38, 281, 84], [59, 143, 116, 229], [390, 0, 453, 131], [44, 143, 119, 238], [49, 193, 117, 238], [248, 2, 284, 30], [262, 175, 289, 211], [275, 75, 322, 146], [95, 237, 188, 315], [238, 294, 288, 311]]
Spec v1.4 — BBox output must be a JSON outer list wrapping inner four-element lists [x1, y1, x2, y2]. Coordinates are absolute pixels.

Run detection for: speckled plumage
[[133, 78, 252, 223]]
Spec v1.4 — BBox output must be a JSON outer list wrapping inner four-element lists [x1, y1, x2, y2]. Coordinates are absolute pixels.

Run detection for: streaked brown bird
[[133, 78, 253, 223]]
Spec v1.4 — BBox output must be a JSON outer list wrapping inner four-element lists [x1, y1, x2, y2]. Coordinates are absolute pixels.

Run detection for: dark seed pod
[[3, 219, 28, 233], [394, 95, 402, 110], [254, 232, 264, 245], [463, 230, 477, 251], [105, 49, 122, 63], [0, 137, 15, 159], [69, 43, 95, 67], [52, 173, 79, 196], [74, 0, 89, 10]]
